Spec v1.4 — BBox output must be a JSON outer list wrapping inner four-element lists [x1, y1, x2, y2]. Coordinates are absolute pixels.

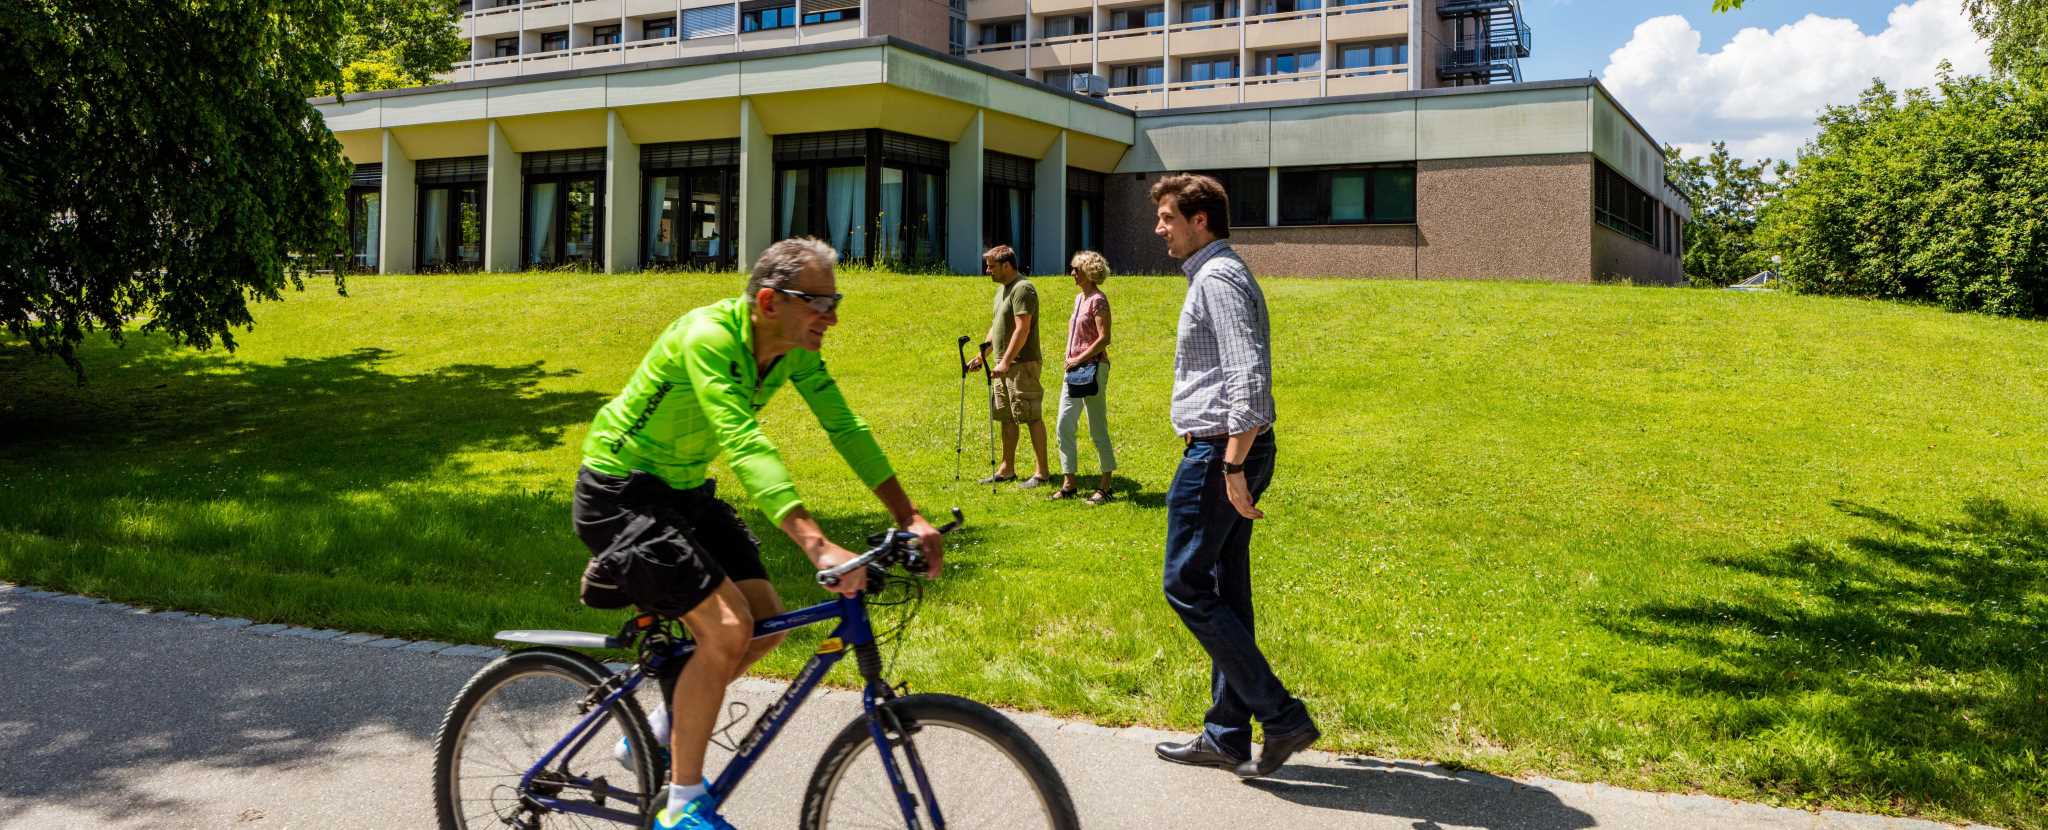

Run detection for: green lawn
[[3, 271, 2044, 828]]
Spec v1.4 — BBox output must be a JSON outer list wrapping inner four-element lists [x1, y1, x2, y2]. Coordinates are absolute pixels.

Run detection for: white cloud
[[1600, 0, 1990, 164]]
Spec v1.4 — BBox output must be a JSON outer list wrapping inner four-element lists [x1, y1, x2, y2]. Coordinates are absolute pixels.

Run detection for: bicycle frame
[[515, 590, 941, 827]]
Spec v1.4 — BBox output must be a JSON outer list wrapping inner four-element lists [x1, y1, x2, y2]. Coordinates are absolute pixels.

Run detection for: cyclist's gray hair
[[745, 238, 838, 303]]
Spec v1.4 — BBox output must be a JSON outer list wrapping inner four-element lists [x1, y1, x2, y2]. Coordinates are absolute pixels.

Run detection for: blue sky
[[1509, 0, 1992, 162]]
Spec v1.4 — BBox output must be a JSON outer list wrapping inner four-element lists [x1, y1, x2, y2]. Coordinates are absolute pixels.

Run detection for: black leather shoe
[[1154, 735, 1247, 770], [1236, 722, 1320, 778]]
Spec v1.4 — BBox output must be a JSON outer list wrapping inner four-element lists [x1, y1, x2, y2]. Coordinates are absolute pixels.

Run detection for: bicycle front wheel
[[432, 647, 660, 830], [800, 693, 1080, 830]]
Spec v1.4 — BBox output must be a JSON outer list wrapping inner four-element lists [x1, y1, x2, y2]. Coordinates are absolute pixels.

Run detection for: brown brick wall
[[1416, 153, 1592, 282], [1104, 171, 1177, 274], [1592, 224, 1683, 285], [1229, 226, 1418, 277], [867, 0, 953, 53]]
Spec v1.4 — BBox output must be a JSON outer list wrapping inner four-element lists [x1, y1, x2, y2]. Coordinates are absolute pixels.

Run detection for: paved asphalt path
[[0, 587, 2004, 830]]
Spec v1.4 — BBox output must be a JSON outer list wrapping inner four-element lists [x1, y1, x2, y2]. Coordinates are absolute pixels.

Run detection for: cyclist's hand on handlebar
[[905, 513, 944, 578], [812, 542, 867, 597]]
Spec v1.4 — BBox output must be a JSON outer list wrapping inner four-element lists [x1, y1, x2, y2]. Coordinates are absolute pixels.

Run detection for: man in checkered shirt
[[1146, 173, 1320, 780]]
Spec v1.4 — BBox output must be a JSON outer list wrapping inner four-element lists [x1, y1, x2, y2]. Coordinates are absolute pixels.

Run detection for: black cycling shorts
[[571, 468, 768, 618]]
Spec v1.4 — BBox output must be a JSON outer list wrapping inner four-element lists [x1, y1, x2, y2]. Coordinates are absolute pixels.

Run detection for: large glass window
[[1109, 62, 1164, 87], [1256, 48, 1319, 75], [1277, 165, 1414, 225], [978, 19, 1025, 44], [1194, 169, 1268, 227], [775, 130, 946, 266], [1180, 0, 1235, 23], [525, 174, 604, 268], [1067, 168, 1104, 265], [1181, 56, 1237, 83], [742, 4, 795, 31], [1338, 40, 1406, 68], [346, 188, 381, 271], [592, 24, 621, 45], [1042, 14, 1090, 36], [418, 184, 484, 271], [681, 7, 734, 38], [1254, 0, 1317, 13], [802, 6, 857, 23], [1595, 162, 1656, 245], [1108, 5, 1164, 29], [644, 16, 677, 38], [493, 37, 519, 57], [984, 151, 1033, 265], [540, 30, 568, 51]]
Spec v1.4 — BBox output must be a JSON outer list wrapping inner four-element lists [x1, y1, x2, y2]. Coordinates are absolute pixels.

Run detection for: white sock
[[666, 780, 709, 815], [649, 704, 671, 747]]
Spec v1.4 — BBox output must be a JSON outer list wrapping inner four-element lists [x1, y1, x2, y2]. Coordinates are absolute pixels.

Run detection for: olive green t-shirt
[[987, 277, 1041, 364]]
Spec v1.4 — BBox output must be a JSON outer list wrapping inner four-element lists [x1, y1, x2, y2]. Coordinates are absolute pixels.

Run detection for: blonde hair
[[1069, 250, 1110, 285]]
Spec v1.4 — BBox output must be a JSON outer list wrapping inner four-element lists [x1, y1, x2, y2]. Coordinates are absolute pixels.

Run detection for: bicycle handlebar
[[816, 507, 963, 588]]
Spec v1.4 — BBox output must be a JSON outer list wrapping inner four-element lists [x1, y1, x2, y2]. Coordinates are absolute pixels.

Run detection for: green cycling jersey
[[581, 297, 894, 524]]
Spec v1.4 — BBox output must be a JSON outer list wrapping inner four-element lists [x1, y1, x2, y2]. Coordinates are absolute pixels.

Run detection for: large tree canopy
[[341, 0, 467, 92], [1756, 71, 2048, 316], [0, 0, 354, 376], [1663, 143, 1785, 287]]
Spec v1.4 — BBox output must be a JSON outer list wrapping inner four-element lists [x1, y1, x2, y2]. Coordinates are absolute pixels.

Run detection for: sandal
[[1084, 489, 1112, 505], [977, 471, 1017, 485], [1048, 486, 1079, 500]]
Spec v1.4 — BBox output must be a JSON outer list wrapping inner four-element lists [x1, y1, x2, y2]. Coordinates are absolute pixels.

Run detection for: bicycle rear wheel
[[800, 693, 1079, 830], [433, 647, 659, 830]]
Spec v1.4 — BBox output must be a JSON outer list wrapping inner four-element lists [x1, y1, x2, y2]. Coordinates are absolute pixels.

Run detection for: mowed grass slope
[[3, 272, 2044, 828]]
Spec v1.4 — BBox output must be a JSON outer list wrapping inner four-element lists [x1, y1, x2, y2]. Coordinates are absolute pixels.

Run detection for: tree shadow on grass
[[1592, 498, 2048, 826], [1243, 757, 1595, 829]]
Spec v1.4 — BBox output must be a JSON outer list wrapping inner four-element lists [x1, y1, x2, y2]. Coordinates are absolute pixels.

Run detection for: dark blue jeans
[[1162, 430, 1308, 758]]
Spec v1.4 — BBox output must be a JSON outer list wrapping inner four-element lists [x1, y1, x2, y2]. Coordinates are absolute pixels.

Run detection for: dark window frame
[[1595, 162, 1656, 246], [345, 185, 382, 273], [801, 7, 858, 24], [771, 129, 948, 267], [539, 30, 569, 51], [1276, 164, 1416, 226], [522, 164, 607, 269], [1193, 168, 1269, 228], [493, 36, 519, 57], [592, 24, 621, 45], [415, 181, 487, 273], [741, 4, 796, 31], [643, 16, 677, 38]]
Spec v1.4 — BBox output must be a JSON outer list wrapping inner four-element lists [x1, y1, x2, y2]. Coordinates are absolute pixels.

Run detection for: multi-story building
[[448, 0, 1529, 109], [329, 34, 1687, 284]]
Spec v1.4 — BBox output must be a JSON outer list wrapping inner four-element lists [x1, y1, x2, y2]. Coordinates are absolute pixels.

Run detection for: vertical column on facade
[[1089, 0, 1102, 79], [484, 121, 521, 271], [378, 130, 417, 275], [1024, 0, 1038, 79], [1266, 166, 1279, 227], [1161, 0, 1177, 107], [1030, 132, 1068, 277], [604, 110, 641, 273], [1407, 0, 1421, 90], [946, 111, 986, 274], [1237, 2, 1247, 104], [737, 97, 775, 267]]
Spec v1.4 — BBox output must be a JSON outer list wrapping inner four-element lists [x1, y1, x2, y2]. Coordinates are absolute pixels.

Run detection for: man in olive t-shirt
[[963, 244, 1051, 488]]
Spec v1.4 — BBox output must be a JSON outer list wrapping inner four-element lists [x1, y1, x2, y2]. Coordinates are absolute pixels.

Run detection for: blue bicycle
[[430, 509, 1080, 829]]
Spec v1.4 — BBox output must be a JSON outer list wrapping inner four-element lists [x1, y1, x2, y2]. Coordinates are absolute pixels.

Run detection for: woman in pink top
[[1051, 250, 1117, 503]]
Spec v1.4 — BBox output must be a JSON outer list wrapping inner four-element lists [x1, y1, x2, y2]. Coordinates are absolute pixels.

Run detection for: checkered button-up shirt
[[1171, 239, 1275, 439]]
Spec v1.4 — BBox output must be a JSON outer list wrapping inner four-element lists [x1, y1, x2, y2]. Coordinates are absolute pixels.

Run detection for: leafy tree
[[1663, 143, 1787, 287], [0, 0, 352, 376], [1756, 70, 2048, 316], [339, 0, 467, 92], [1714, 0, 2048, 76]]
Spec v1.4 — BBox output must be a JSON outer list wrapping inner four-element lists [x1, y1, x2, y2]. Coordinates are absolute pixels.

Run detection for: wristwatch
[[1222, 460, 1245, 475]]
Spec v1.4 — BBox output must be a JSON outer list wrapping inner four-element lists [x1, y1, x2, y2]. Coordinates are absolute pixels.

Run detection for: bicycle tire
[[799, 693, 1080, 830], [432, 647, 660, 830]]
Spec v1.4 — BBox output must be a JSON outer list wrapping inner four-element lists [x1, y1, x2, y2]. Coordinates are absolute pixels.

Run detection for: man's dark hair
[[1149, 173, 1231, 239], [982, 244, 1017, 267]]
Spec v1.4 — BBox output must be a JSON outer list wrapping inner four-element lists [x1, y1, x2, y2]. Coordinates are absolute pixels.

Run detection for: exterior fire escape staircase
[[1436, 0, 1532, 84]]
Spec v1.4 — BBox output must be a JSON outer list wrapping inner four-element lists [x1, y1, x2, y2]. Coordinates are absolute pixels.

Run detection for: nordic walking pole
[[955, 335, 970, 481], [978, 341, 996, 494]]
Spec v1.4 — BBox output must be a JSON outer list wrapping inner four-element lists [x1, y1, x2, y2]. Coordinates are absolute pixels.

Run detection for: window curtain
[[1006, 188, 1025, 258], [919, 174, 941, 258], [879, 168, 904, 262], [779, 170, 801, 238], [421, 188, 450, 266], [645, 176, 671, 262], [528, 182, 558, 265], [364, 194, 382, 268], [825, 165, 865, 258], [1078, 199, 1094, 250]]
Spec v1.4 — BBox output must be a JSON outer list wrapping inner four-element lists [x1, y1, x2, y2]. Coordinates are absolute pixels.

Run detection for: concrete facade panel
[[1415, 85, 1589, 160], [1066, 100, 1138, 145], [381, 88, 490, 127], [987, 79, 1071, 126], [738, 28, 802, 50], [625, 0, 672, 15], [1066, 132, 1131, 172], [1118, 110, 1270, 172], [1416, 153, 1591, 282], [1325, 7, 1405, 40], [1105, 89, 1163, 110], [1035, 0, 1093, 12], [320, 99, 383, 133], [869, 0, 954, 54], [804, 19, 865, 42], [475, 61, 525, 80], [473, 12, 522, 38], [678, 38, 740, 59], [1097, 33, 1166, 63], [488, 76, 609, 118], [1171, 26, 1240, 55], [574, 50, 627, 70], [875, 89, 981, 143], [1033, 41, 1094, 67], [885, 48, 993, 108], [494, 111, 609, 151], [1243, 17, 1319, 49], [1592, 224, 1681, 285], [1103, 171, 1172, 274], [522, 55, 576, 74], [1591, 89, 1665, 200], [968, 0, 1027, 19], [1241, 76, 1320, 103], [615, 99, 743, 143], [390, 122, 489, 159], [1167, 86, 1241, 108], [971, 46, 1030, 72], [1230, 225, 1418, 277], [573, 0, 624, 22], [1324, 72, 1405, 97], [336, 130, 383, 164], [738, 47, 886, 95], [606, 64, 742, 108], [984, 111, 1063, 158], [525, 3, 572, 29], [1269, 99, 1412, 166]]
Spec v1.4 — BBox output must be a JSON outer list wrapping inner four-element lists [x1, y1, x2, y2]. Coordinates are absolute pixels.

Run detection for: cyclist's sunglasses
[[773, 287, 844, 314]]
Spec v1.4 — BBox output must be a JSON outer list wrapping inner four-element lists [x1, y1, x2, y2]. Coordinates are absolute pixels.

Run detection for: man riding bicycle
[[573, 238, 945, 830]]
